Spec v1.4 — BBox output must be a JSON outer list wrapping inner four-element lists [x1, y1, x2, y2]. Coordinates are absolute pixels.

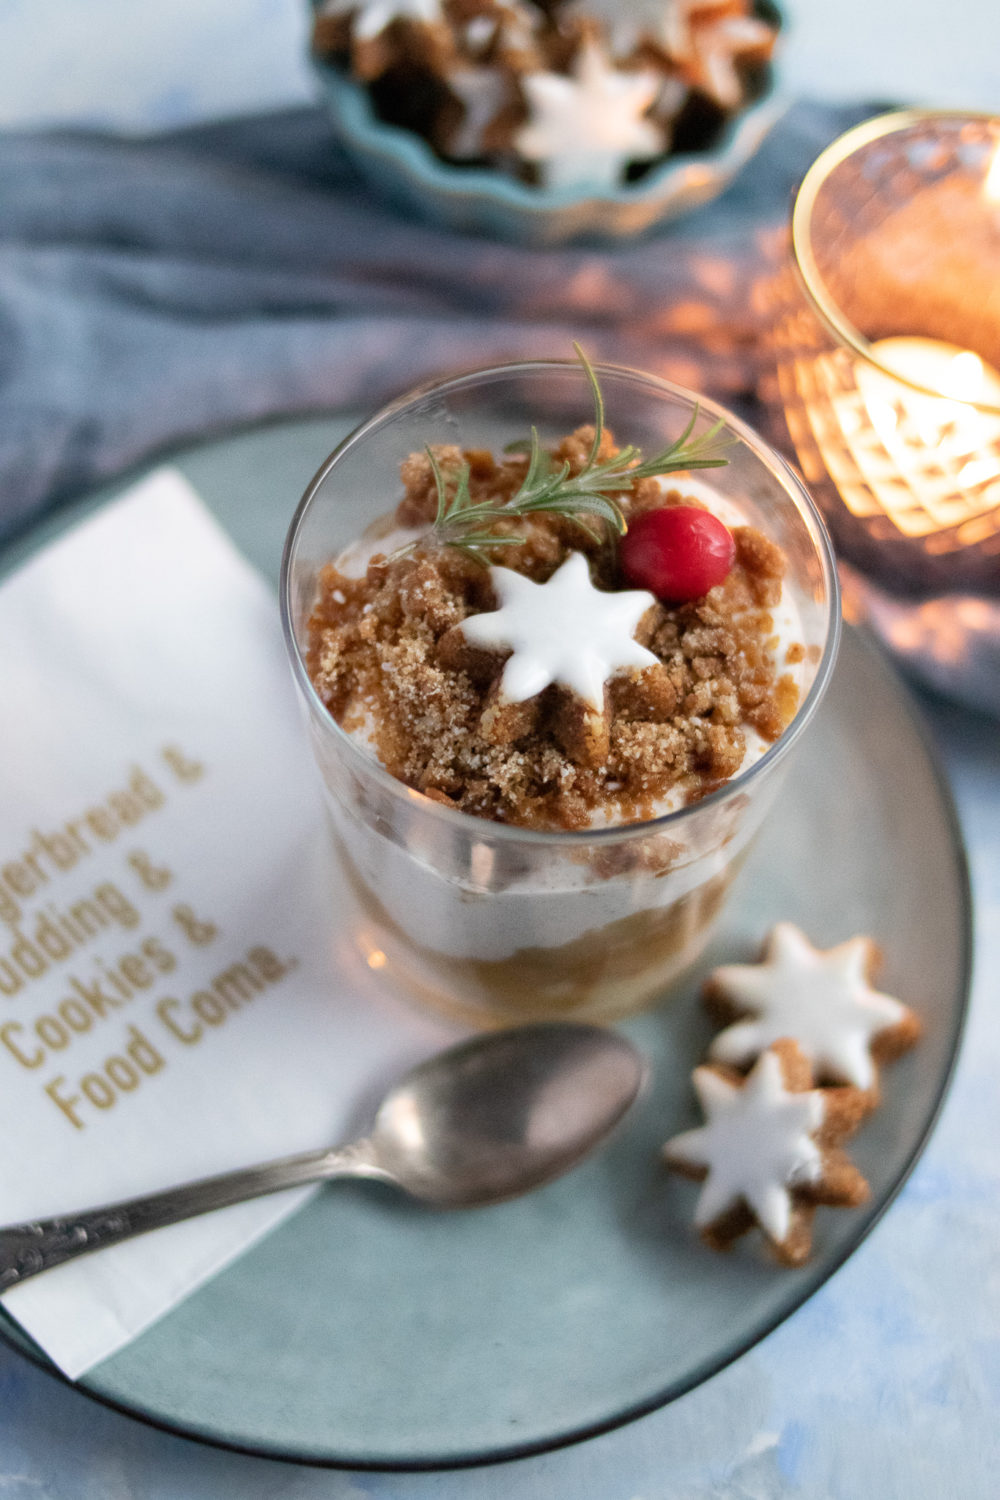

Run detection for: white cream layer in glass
[[329, 790, 760, 963]]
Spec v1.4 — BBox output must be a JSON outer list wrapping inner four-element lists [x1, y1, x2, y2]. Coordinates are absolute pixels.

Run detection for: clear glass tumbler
[[281, 359, 840, 1026]]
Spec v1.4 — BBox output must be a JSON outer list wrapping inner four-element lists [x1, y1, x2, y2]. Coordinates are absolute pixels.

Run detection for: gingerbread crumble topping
[[306, 426, 799, 831]]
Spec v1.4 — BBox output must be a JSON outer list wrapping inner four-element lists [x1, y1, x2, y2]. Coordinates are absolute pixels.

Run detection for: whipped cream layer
[[326, 780, 773, 964]]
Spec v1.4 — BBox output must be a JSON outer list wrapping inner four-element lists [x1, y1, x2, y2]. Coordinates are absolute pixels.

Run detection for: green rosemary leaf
[[665, 406, 699, 456], [522, 429, 567, 500], [616, 416, 732, 482], [518, 491, 627, 531], [452, 532, 526, 548], [667, 454, 730, 471], [401, 352, 731, 563], [425, 445, 451, 529], [442, 502, 518, 527], [446, 463, 473, 522], [574, 343, 605, 471], [589, 442, 643, 472], [563, 516, 603, 545], [451, 545, 492, 568], [383, 539, 418, 564], [687, 415, 729, 447], [676, 417, 732, 458]]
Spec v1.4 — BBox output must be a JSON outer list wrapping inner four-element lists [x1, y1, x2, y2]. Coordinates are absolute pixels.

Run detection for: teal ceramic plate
[[0, 418, 972, 1470]]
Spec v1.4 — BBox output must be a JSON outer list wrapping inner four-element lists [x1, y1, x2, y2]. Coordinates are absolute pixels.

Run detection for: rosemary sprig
[[420, 446, 529, 563], [390, 346, 732, 565]]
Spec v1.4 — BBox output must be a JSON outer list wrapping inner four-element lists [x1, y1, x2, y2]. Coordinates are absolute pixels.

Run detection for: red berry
[[620, 505, 735, 603]]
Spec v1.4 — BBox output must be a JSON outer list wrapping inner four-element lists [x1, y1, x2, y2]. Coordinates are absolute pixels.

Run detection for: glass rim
[[791, 107, 1000, 415], [279, 356, 842, 849]]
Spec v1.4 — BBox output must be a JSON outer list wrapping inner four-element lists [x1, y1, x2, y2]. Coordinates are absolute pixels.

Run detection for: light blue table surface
[[2, 4, 999, 1495]]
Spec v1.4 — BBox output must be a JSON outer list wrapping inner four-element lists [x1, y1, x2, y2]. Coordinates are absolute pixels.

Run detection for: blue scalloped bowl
[[312, 55, 787, 247]]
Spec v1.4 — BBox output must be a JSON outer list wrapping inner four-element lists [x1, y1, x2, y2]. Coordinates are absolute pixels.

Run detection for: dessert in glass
[[280, 357, 839, 1026]]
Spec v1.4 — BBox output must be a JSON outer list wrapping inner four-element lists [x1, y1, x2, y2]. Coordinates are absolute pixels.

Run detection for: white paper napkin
[[0, 470, 457, 1379]]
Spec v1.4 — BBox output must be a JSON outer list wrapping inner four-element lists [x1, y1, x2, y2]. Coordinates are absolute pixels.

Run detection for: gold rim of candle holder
[[791, 109, 1000, 416]]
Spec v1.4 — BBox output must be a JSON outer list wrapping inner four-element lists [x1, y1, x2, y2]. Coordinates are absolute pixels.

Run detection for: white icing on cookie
[[320, 0, 444, 44], [458, 552, 657, 710], [569, 0, 655, 58], [685, 12, 775, 110], [653, 74, 688, 128], [463, 17, 498, 52], [568, 0, 700, 57], [573, 0, 773, 105], [495, 0, 541, 54], [514, 40, 664, 193], [708, 923, 911, 1091], [445, 66, 510, 158], [664, 1049, 825, 1245], [659, 0, 751, 66]]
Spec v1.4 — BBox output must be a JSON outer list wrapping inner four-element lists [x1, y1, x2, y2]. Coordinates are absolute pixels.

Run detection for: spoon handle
[[0, 1140, 383, 1290]]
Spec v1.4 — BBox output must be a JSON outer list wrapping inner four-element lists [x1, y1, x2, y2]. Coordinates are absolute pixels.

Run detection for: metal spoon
[[0, 1023, 645, 1290]]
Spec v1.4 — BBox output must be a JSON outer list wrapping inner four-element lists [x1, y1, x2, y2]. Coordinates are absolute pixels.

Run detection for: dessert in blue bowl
[[310, 0, 785, 245]]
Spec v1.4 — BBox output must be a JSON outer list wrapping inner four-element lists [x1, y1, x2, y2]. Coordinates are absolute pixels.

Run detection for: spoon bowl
[[0, 1023, 646, 1289], [371, 1023, 646, 1207]]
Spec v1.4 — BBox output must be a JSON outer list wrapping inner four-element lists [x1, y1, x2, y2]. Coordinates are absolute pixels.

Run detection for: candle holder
[[767, 110, 1000, 595]]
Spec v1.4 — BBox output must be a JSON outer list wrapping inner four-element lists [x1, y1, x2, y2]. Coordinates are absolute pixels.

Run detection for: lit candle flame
[[984, 138, 1000, 203], [941, 350, 986, 404], [864, 340, 988, 454]]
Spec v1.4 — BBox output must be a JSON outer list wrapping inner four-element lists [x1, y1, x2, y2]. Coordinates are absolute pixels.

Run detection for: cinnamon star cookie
[[662, 1039, 872, 1265], [704, 922, 922, 1096]]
